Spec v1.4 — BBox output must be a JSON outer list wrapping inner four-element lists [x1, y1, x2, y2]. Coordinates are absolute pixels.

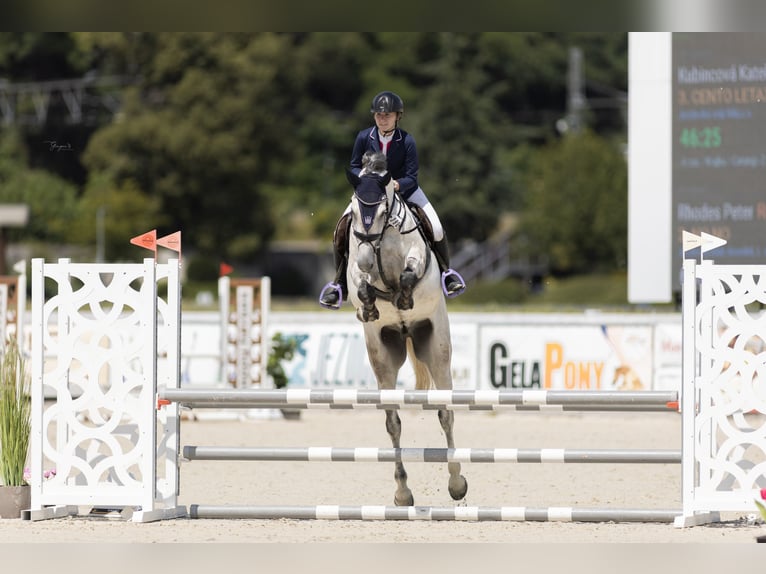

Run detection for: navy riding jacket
[[349, 127, 419, 200]]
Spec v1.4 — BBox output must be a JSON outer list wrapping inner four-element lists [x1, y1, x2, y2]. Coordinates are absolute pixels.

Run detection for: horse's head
[[346, 152, 392, 233]]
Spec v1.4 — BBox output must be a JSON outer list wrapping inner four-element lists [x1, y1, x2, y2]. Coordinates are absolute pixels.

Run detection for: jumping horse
[[323, 151, 468, 506]]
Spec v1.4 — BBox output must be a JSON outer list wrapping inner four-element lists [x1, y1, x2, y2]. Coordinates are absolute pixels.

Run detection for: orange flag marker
[[220, 262, 234, 277], [157, 231, 182, 258], [130, 229, 157, 255]]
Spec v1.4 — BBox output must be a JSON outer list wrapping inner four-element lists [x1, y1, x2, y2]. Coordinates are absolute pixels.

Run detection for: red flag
[[157, 231, 182, 253], [129, 229, 157, 253], [219, 262, 234, 277]]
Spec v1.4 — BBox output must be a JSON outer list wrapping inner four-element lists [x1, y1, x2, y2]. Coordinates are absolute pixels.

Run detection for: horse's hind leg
[[438, 408, 468, 501], [385, 409, 414, 506]]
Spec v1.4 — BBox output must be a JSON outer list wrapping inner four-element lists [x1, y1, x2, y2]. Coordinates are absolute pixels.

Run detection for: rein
[[352, 189, 431, 300]]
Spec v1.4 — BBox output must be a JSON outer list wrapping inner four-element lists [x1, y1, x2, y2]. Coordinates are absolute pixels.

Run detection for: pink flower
[[761, 488, 766, 501]]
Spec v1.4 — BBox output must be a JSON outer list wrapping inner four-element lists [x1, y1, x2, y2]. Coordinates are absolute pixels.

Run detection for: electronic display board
[[672, 33, 766, 289]]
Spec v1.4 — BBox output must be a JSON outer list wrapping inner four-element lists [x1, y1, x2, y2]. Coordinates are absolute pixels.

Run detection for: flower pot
[[0, 485, 31, 519]]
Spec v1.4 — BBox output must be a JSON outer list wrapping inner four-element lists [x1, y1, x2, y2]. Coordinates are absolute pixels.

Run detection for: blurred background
[[0, 32, 641, 310]]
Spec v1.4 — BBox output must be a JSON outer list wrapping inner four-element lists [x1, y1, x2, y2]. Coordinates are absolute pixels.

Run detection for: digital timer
[[679, 126, 722, 148]]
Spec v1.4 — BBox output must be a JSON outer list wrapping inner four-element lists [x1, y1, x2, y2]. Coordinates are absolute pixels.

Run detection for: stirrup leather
[[318, 282, 343, 309], [441, 269, 466, 298]]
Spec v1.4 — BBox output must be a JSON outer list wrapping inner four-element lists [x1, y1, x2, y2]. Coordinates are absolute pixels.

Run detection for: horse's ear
[[345, 168, 360, 188]]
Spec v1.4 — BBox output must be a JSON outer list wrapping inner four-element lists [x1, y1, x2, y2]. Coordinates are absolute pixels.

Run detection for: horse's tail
[[406, 338, 433, 390]]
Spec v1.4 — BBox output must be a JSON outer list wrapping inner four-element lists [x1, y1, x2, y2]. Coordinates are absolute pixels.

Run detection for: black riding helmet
[[370, 91, 404, 115]]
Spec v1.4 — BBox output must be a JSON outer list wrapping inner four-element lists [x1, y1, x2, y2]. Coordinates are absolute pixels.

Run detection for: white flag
[[682, 230, 701, 253], [700, 232, 727, 254]]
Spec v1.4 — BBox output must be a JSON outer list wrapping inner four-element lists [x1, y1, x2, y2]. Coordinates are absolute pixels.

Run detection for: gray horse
[[344, 151, 468, 506]]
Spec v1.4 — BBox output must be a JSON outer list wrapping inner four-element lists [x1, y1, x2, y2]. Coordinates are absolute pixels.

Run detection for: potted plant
[[0, 336, 31, 518], [755, 488, 766, 543], [266, 332, 300, 419]]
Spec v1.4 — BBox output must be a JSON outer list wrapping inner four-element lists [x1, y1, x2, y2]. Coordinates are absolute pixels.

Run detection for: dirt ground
[[2, 409, 763, 572]]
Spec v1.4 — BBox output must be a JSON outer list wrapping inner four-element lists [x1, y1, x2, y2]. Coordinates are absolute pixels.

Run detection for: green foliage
[[266, 332, 298, 389], [0, 32, 630, 277], [455, 278, 528, 306], [529, 273, 629, 306], [186, 253, 219, 282], [516, 130, 627, 274], [0, 337, 30, 486], [0, 136, 80, 243], [70, 173, 165, 260]]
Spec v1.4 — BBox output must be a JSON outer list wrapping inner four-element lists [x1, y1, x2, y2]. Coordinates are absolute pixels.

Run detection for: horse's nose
[[357, 243, 375, 273]]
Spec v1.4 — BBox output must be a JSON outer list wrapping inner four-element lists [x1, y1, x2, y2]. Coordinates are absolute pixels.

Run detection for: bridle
[[351, 183, 431, 299]]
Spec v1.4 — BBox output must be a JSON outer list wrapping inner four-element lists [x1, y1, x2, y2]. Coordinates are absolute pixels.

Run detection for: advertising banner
[[479, 324, 654, 391], [178, 313, 681, 393]]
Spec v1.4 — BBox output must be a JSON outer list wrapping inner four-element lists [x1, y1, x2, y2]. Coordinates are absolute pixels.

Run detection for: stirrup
[[441, 269, 466, 298], [318, 282, 343, 309]]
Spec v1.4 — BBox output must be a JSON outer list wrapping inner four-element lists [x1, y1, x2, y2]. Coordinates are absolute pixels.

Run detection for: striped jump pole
[[182, 446, 682, 464], [158, 388, 679, 412], [188, 504, 681, 523]]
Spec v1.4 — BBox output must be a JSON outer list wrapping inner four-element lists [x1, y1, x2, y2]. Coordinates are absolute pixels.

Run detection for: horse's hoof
[[395, 490, 414, 507], [448, 476, 468, 501]]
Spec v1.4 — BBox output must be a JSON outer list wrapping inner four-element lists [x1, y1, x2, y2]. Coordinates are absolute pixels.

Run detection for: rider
[[319, 90, 466, 309]]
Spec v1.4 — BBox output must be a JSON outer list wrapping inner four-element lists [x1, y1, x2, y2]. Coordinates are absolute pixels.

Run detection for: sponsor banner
[[271, 320, 477, 390], [177, 313, 681, 393], [653, 322, 683, 391], [479, 324, 654, 391]]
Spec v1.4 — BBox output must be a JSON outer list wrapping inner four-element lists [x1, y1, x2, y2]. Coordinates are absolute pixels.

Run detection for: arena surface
[[3, 409, 764, 543]]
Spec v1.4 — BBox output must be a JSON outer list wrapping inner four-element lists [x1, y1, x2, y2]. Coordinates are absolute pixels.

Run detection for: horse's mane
[[360, 151, 388, 177]]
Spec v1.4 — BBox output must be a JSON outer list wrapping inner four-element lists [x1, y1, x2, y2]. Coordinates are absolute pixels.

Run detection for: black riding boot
[[433, 237, 466, 297], [319, 213, 351, 309]]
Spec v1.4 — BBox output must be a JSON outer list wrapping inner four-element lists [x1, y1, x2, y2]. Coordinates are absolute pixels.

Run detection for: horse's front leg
[[438, 408, 468, 501], [352, 244, 380, 322], [357, 279, 379, 322], [394, 268, 417, 310], [395, 247, 425, 310]]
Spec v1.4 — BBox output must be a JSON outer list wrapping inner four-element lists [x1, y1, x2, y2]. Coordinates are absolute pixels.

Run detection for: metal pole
[[189, 504, 681, 523], [182, 446, 682, 464], [159, 388, 678, 409]]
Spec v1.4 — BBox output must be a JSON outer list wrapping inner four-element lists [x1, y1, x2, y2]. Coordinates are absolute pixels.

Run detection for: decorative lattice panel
[[683, 261, 766, 516], [30, 259, 180, 518]]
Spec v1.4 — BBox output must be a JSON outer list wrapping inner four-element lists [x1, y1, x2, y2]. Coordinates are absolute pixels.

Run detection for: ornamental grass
[[0, 337, 30, 486]]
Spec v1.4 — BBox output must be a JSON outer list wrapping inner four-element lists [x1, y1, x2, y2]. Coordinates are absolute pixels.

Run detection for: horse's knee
[[399, 268, 417, 290]]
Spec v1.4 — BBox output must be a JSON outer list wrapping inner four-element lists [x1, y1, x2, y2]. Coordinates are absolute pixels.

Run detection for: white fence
[[23, 254, 766, 525], [678, 258, 766, 525]]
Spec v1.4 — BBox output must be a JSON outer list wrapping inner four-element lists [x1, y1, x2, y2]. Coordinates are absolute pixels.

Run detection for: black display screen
[[672, 33, 766, 289]]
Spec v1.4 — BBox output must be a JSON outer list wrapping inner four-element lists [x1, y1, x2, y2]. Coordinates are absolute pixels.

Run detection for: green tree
[[81, 33, 303, 260], [70, 173, 165, 261], [517, 130, 627, 275], [0, 128, 79, 244]]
